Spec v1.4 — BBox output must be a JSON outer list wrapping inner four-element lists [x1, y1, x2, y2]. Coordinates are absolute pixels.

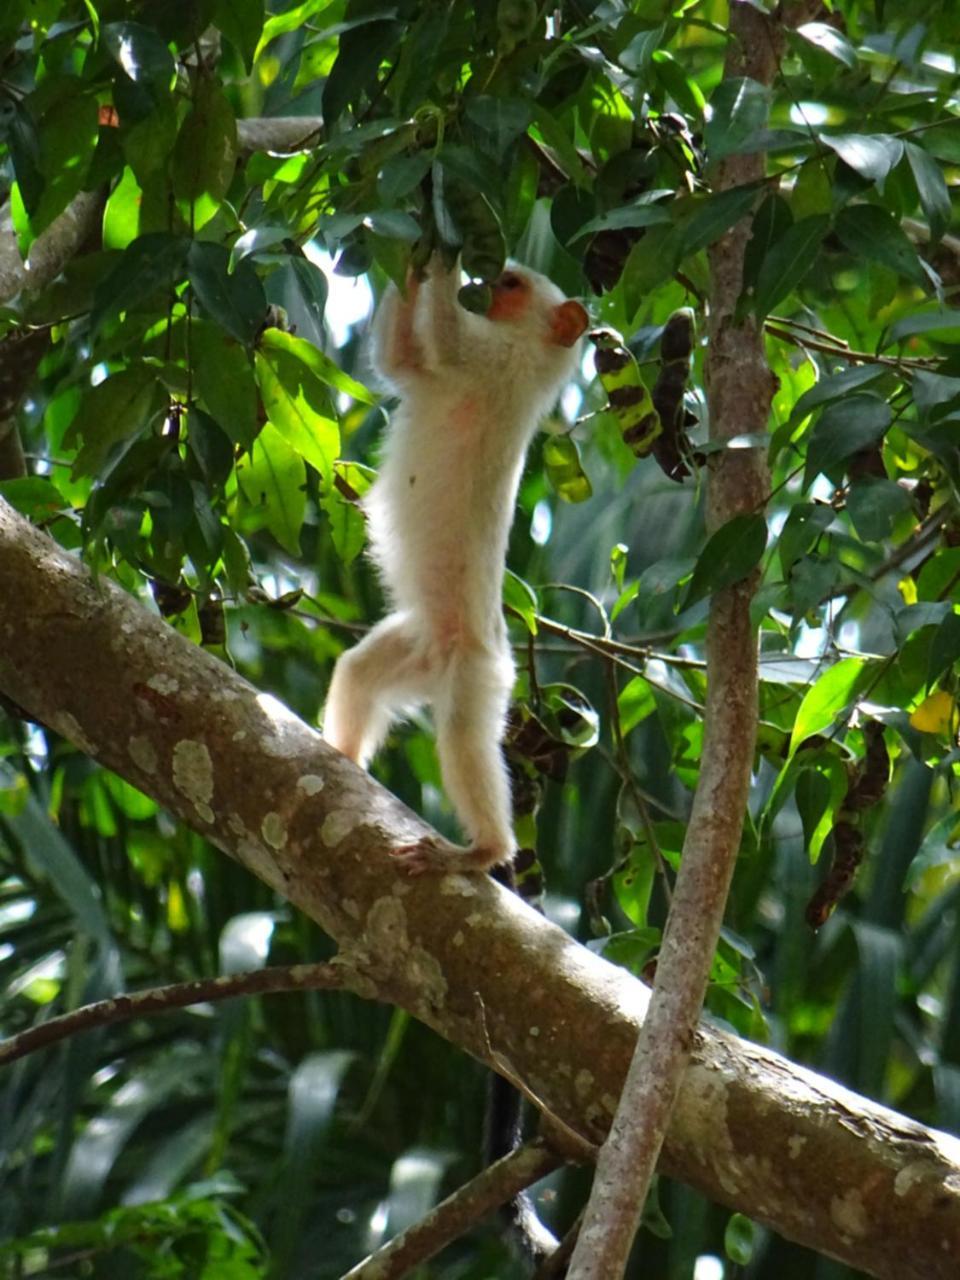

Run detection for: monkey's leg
[[323, 614, 426, 767], [392, 645, 516, 874]]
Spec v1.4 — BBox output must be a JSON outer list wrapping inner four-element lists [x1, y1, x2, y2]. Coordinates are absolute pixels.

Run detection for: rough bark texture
[[1, 498, 960, 1278], [568, 7, 777, 1273]]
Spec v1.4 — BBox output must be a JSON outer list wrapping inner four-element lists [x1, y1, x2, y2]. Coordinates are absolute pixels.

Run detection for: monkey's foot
[[390, 836, 511, 876]]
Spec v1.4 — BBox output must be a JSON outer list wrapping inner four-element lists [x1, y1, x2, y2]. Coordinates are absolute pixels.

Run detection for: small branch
[[766, 322, 939, 371], [341, 1140, 563, 1280], [0, 963, 346, 1066]]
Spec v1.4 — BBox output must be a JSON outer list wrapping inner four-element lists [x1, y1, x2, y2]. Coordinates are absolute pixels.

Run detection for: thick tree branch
[[568, 4, 779, 1274], [1, 498, 960, 1279]]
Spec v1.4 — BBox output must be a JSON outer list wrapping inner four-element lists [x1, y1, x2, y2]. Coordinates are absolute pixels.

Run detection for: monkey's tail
[[485, 1072, 559, 1265]]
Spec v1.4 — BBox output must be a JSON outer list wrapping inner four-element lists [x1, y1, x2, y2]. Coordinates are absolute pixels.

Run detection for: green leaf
[[259, 326, 374, 404], [652, 49, 705, 119], [835, 205, 925, 284], [322, 462, 371, 564], [724, 1213, 757, 1265], [804, 394, 891, 487], [752, 214, 829, 319], [846, 477, 913, 542], [65, 365, 166, 476], [187, 241, 267, 346], [215, 0, 264, 73], [788, 364, 887, 427], [682, 514, 767, 609], [543, 435, 592, 503], [192, 320, 258, 448], [789, 657, 866, 753], [102, 20, 176, 91], [796, 756, 848, 865], [6, 99, 44, 215], [680, 183, 763, 258], [254, 344, 340, 483], [578, 201, 673, 238], [172, 76, 238, 223], [795, 21, 857, 67], [705, 77, 770, 162], [0, 476, 67, 518], [904, 142, 950, 244], [237, 422, 306, 555], [821, 133, 903, 185], [927, 612, 960, 691], [503, 570, 538, 635], [778, 502, 834, 577], [92, 231, 188, 330], [618, 676, 656, 736], [887, 309, 960, 343], [15, 86, 99, 239]]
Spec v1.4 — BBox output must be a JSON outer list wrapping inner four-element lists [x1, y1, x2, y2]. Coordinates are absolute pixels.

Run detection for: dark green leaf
[[680, 183, 763, 258], [742, 193, 791, 294], [187, 241, 267, 346], [927, 612, 960, 691], [7, 100, 44, 213], [705, 78, 770, 162], [682, 514, 767, 609], [578, 201, 673, 238], [835, 204, 925, 284], [215, 0, 264, 73], [172, 76, 238, 208], [65, 365, 166, 476], [795, 21, 857, 67], [789, 365, 887, 426], [821, 133, 903, 185], [752, 214, 829, 319], [805, 394, 892, 486], [92, 232, 188, 330], [904, 142, 950, 244], [846, 477, 913, 541], [0, 475, 67, 518], [102, 21, 176, 91], [322, 20, 402, 130], [778, 502, 834, 577]]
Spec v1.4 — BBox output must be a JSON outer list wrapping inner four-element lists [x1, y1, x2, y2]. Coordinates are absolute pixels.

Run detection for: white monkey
[[323, 258, 588, 873]]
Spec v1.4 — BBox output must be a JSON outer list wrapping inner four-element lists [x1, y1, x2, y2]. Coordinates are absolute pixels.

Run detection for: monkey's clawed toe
[[390, 837, 504, 875]]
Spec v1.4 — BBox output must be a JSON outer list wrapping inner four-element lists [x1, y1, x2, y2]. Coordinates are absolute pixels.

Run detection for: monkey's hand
[[390, 835, 513, 876]]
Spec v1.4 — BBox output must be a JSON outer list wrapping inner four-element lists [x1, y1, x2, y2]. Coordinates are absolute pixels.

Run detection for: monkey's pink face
[[486, 268, 589, 350], [486, 270, 531, 322]]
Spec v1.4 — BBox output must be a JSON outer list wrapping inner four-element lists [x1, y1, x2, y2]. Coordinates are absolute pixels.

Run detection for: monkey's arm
[[372, 277, 423, 383], [421, 257, 465, 369]]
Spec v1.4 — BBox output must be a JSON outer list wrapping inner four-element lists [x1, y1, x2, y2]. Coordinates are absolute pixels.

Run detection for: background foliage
[[0, 0, 959, 1276]]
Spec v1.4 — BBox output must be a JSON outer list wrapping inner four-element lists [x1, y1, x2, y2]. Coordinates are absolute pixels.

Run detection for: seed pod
[[651, 307, 698, 482], [458, 281, 493, 314], [591, 327, 661, 458]]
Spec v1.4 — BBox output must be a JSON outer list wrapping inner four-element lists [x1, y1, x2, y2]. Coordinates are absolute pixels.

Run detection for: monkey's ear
[[549, 300, 589, 348]]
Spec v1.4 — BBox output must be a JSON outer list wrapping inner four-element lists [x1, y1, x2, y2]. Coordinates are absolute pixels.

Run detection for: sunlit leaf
[[790, 658, 867, 753]]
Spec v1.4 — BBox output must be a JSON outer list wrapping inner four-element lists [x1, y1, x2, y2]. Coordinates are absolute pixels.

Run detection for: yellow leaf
[[909, 690, 958, 735]]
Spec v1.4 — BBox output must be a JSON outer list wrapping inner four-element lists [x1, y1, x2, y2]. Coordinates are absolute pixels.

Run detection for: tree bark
[[1, 497, 959, 1280], [569, 5, 776, 1273]]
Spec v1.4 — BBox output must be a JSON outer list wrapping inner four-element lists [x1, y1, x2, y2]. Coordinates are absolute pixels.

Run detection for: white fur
[[323, 260, 584, 867]]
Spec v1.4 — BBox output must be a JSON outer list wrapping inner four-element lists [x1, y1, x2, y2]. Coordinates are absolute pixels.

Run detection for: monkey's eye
[[498, 272, 524, 290]]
